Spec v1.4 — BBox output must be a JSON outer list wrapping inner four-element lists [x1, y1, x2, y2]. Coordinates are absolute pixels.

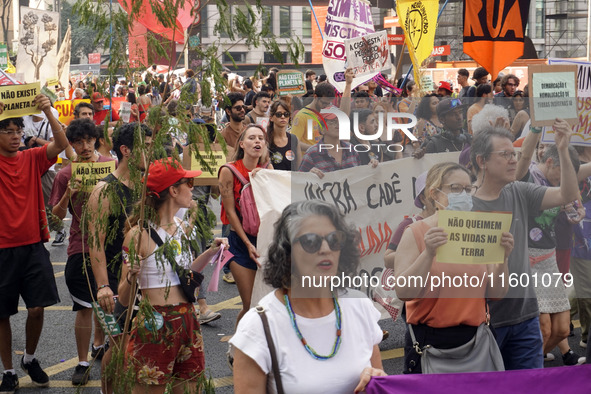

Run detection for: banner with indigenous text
[[463, 0, 531, 80], [396, 0, 440, 87]]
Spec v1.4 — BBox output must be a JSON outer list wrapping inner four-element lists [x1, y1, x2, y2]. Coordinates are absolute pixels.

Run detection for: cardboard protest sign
[[277, 70, 306, 97], [182, 143, 227, 186], [344, 31, 392, 78], [119, 101, 132, 123], [92, 303, 122, 336], [250, 152, 461, 312], [0, 82, 41, 120], [528, 64, 578, 127], [71, 161, 116, 192], [255, 117, 269, 131], [54, 99, 90, 125], [437, 211, 512, 264], [322, 0, 377, 92], [543, 58, 591, 146], [0, 69, 19, 86]]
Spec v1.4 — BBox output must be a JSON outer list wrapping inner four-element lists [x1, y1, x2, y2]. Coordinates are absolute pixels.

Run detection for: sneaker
[[578, 357, 587, 364], [223, 272, 236, 284], [199, 310, 221, 325], [71, 364, 90, 386], [581, 340, 588, 349], [562, 349, 585, 366], [91, 343, 109, 360], [20, 357, 49, 387], [52, 230, 66, 246], [544, 352, 555, 361], [0, 372, 18, 394]]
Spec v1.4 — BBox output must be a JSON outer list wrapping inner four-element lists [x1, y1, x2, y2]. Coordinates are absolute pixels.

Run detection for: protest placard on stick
[[71, 161, 116, 192], [344, 31, 391, 78], [182, 143, 227, 186], [277, 70, 306, 97]]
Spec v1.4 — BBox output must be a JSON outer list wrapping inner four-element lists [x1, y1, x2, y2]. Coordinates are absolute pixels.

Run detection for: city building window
[[222, 52, 247, 64], [302, 7, 312, 38], [279, 6, 291, 36], [200, 6, 208, 38], [263, 6, 274, 37]]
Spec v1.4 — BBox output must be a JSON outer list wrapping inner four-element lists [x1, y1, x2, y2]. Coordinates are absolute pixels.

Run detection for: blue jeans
[[494, 316, 544, 370]]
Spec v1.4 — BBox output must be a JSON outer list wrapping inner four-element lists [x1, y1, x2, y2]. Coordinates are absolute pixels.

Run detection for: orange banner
[[463, 0, 531, 79]]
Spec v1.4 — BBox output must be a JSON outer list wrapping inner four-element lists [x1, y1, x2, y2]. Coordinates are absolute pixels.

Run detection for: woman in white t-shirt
[[230, 200, 386, 393]]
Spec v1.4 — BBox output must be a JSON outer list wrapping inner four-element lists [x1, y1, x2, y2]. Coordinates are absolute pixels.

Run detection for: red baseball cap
[[146, 158, 202, 194], [92, 92, 105, 102], [437, 81, 453, 93]]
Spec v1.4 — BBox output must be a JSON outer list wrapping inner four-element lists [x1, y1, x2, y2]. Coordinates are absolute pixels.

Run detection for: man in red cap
[[437, 81, 453, 97], [92, 92, 120, 127]]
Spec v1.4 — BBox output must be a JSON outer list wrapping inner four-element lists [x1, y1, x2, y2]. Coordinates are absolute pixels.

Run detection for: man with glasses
[[0, 95, 69, 392], [49, 118, 115, 385], [422, 98, 470, 154], [495, 74, 520, 98], [219, 92, 246, 153], [470, 120, 580, 370]]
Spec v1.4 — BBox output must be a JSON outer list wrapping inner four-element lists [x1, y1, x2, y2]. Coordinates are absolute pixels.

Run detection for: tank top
[[139, 217, 191, 289]]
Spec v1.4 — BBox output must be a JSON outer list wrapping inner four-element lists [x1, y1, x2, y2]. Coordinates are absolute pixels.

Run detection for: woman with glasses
[[118, 157, 227, 393], [395, 162, 513, 374], [219, 125, 272, 326], [267, 100, 301, 171], [231, 200, 386, 393]]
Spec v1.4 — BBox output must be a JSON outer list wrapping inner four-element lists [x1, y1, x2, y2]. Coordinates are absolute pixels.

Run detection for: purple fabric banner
[[366, 364, 591, 394]]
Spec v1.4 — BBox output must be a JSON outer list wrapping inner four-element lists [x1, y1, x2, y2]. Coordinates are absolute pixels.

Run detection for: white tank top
[[138, 217, 193, 290]]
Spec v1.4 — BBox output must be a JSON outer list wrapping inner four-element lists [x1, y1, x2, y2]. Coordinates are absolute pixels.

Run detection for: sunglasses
[[294, 231, 346, 254], [274, 111, 290, 118], [177, 178, 195, 188], [232, 105, 247, 111]]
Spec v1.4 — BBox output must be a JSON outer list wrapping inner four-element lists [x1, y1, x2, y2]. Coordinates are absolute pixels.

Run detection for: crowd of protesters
[[0, 63, 590, 394]]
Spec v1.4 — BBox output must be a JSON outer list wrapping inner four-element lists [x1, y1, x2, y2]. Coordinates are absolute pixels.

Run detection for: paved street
[[5, 201, 588, 393]]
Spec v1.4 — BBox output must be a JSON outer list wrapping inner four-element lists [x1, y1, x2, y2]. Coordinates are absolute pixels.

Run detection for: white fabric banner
[[16, 7, 59, 85], [250, 152, 461, 309]]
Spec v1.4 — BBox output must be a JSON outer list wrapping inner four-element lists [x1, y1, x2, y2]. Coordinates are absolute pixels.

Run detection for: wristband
[[530, 127, 543, 134], [97, 284, 110, 291]]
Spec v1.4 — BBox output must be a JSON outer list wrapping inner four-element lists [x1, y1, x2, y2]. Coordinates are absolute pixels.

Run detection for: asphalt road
[[6, 201, 588, 393]]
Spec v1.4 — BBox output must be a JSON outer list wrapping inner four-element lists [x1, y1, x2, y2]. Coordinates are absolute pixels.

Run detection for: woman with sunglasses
[[118, 157, 228, 393], [395, 162, 513, 374], [219, 125, 272, 326], [267, 100, 301, 171], [231, 200, 386, 393]]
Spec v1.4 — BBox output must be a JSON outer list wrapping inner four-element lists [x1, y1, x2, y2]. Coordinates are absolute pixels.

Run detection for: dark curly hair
[[264, 200, 360, 289]]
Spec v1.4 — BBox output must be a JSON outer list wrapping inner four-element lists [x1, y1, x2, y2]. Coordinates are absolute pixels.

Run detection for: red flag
[[463, 0, 531, 79]]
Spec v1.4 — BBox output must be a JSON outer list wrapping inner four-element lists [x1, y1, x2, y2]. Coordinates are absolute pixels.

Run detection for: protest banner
[[528, 64, 578, 127], [71, 161, 116, 192], [56, 25, 72, 92], [250, 152, 461, 309], [119, 101, 132, 123], [397, 0, 440, 86], [182, 143, 227, 186], [437, 210, 512, 264], [0, 82, 41, 120], [16, 7, 59, 85], [255, 117, 270, 131], [344, 31, 392, 78], [543, 58, 591, 146], [463, 0, 531, 79], [366, 364, 591, 394], [54, 99, 90, 125], [0, 43, 7, 69], [276, 70, 306, 97], [88, 53, 101, 64], [322, 0, 378, 92]]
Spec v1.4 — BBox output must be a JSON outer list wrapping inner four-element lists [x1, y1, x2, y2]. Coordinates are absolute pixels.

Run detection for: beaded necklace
[[283, 289, 342, 360]]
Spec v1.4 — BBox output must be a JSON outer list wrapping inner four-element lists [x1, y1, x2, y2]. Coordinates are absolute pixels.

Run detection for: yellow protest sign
[[182, 143, 226, 186], [54, 99, 90, 125], [0, 82, 41, 120], [396, 0, 440, 87], [437, 210, 512, 264], [71, 161, 116, 192]]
